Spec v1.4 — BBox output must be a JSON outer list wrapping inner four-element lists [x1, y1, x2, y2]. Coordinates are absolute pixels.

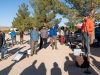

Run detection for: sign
[[74, 49, 81, 56], [13, 51, 23, 61]]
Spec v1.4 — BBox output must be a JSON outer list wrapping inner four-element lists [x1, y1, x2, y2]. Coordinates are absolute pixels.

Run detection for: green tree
[[65, 22, 77, 32], [65, 0, 100, 21], [65, 0, 100, 43], [29, 0, 68, 27], [12, 3, 31, 30]]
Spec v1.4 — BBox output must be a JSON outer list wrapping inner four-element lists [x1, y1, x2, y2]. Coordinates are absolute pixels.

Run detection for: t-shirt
[[60, 30, 64, 35]]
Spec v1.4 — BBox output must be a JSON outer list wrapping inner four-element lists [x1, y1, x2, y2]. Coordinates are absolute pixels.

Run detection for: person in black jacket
[[0, 30, 5, 60], [1, 31, 6, 44], [20, 30, 24, 44]]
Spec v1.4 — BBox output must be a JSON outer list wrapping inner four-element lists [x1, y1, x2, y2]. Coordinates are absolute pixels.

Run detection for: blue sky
[[0, 0, 68, 27]]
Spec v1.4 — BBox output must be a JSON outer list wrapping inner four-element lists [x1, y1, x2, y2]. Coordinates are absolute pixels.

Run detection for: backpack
[[75, 55, 90, 68]]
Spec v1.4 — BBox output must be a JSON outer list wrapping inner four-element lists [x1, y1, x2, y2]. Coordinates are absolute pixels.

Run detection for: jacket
[[49, 24, 59, 37], [0, 34, 3, 47], [20, 31, 24, 38], [30, 30, 39, 41], [40, 29, 48, 38], [10, 31, 16, 38], [76, 18, 94, 35]]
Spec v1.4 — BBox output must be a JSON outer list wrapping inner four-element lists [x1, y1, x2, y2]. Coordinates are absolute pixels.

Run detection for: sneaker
[[55, 48, 58, 50], [1, 57, 7, 60]]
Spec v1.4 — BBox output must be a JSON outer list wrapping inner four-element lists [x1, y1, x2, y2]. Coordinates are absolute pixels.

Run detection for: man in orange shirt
[[75, 13, 94, 56]]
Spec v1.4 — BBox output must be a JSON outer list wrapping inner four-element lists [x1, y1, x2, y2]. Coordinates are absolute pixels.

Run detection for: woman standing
[[60, 26, 65, 45]]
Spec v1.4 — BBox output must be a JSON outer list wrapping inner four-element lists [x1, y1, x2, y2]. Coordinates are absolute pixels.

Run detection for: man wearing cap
[[49, 24, 59, 50], [40, 26, 48, 49], [75, 13, 94, 56]]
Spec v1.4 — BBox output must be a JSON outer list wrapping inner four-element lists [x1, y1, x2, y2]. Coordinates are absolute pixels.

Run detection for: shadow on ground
[[90, 47, 100, 57], [51, 62, 62, 75], [20, 60, 47, 75], [5, 46, 26, 58], [0, 62, 16, 75]]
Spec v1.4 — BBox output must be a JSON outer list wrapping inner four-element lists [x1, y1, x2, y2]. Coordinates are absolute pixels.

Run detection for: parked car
[[69, 29, 83, 46], [95, 27, 100, 41]]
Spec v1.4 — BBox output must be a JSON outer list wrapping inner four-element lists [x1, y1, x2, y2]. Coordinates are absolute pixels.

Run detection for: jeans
[[83, 33, 91, 55], [12, 37, 16, 45], [0, 47, 4, 59]]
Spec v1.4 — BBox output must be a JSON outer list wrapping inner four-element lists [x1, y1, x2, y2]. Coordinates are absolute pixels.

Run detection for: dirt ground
[[0, 34, 100, 75]]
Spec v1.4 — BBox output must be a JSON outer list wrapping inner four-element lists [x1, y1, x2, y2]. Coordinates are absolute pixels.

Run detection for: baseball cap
[[83, 12, 90, 17]]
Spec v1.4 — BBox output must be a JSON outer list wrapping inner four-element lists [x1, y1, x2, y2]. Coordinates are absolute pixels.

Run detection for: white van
[[9, 28, 18, 34]]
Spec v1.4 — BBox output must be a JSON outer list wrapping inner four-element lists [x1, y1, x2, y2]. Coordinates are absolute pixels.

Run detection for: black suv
[[95, 27, 100, 41]]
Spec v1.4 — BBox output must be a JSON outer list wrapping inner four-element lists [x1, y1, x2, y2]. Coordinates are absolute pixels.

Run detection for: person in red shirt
[[75, 13, 94, 56]]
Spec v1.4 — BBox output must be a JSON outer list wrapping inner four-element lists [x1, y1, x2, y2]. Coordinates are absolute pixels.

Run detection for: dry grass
[[0, 27, 11, 31]]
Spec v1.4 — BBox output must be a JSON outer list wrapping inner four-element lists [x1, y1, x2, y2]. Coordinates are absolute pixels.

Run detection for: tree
[[12, 3, 31, 30], [29, 0, 68, 27], [65, 22, 77, 32], [65, 0, 100, 43]]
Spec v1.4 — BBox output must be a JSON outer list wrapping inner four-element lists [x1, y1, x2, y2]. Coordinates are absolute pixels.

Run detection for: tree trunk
[[90, 1, 95, 44], [90, 18, 95, 44]]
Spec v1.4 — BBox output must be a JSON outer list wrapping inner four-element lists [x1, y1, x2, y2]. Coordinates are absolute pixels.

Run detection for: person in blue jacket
[[30, 26, 39, 56], [10, 29, 16, 46], [49, 24, 59, 50]]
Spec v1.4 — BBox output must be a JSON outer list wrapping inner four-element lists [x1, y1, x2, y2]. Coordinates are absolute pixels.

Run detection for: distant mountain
[[0, 26, 11, 31], [0, 26, 11, 27]]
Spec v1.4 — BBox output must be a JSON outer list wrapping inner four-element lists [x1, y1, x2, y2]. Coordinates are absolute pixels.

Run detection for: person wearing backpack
[[75, 12, 94, 56]]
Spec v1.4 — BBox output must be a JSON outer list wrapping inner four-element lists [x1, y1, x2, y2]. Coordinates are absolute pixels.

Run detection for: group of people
[[10, 29, 24, 46], [0, 12, 94, 60], [30, 24, 59, 56], [0, 29, 24, 60], [30, 12, 94, 57]]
